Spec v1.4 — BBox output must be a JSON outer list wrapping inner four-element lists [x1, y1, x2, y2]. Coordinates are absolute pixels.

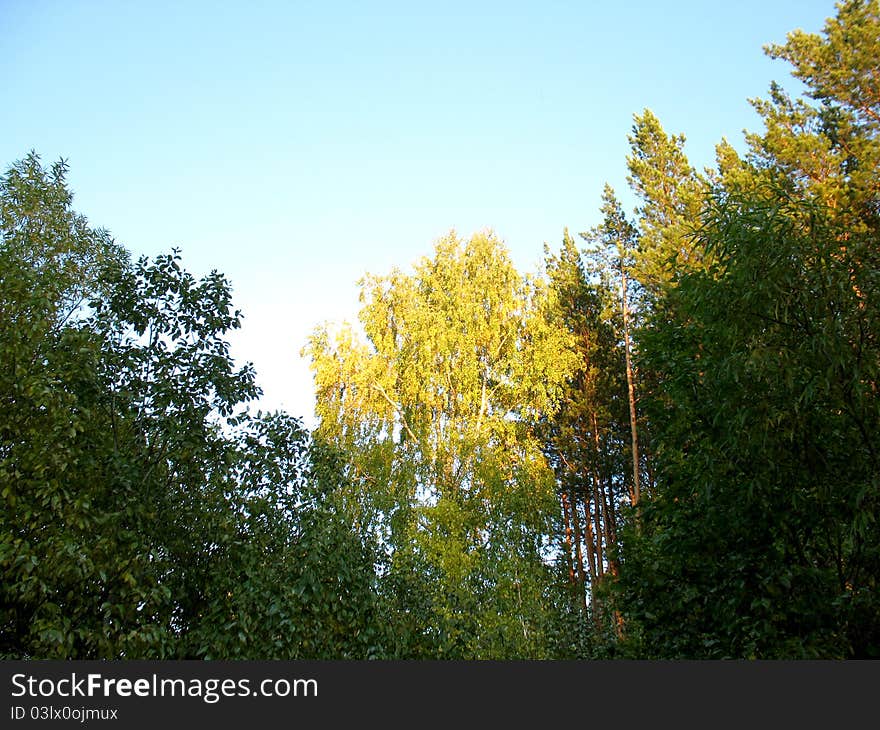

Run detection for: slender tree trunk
[[590, 414, 623, 639], [592, 411, 619, 573], [561, 492, 575, 585], [581, 497, 601, 630], [621, 264, 640, 507], [587, 410, 605, 578], [602, 483, 619, 575], [569, 488, 588, 614], [591, 477, 605, 579], [580, 490, 597, 587]]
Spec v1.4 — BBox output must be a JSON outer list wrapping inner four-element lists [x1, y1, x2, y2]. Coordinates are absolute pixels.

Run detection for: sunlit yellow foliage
[[304, 229, 577, 657]]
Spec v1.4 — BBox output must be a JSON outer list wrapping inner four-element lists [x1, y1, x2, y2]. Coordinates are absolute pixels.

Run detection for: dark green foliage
[[0, 154, 382, 659], [610, 1, 880, 660], [181, 418, 387, 659], [615, 186, 879, 658]]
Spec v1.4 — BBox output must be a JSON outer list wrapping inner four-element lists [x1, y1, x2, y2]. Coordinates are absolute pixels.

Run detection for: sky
[[1, 0, 835, 424]]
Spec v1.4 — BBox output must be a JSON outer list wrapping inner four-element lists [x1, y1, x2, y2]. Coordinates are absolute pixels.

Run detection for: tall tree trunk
[[592, 411, 619, 574], [580, 489, 598, 587], [591, 477, 605, 579], [561, 492, 575, 585], [602, 482, 619, 576], [621, 264, 641, 507], [581, 497, 601, 630], [569, 488, 588, 614]]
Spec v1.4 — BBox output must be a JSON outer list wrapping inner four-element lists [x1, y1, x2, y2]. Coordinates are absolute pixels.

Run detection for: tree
[[612, 0, 880, 658], [583, 187, 646, 508], [179, 414, 388, 659], [748, 0, 879, 228], [541, 230, 629, 651], [626, 109, 707, 295], [305, 230, 577, 658], [1, 154, 382, 658], [616, 184, 879, 658], [0, 153, 155, 658]]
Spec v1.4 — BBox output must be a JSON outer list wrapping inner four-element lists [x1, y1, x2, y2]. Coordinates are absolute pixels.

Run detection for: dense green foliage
[[0, 155, 381, 658], [612, 0, 880, 659], [2, 0, 877, 659], [617, 187, 879, 658]]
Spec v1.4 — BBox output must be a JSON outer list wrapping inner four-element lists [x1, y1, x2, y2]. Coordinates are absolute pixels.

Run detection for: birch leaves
[[305, 230, 577, 657]]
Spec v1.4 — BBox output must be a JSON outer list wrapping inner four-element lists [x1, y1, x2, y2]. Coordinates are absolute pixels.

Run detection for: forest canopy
[[2, 0, 878, 658]]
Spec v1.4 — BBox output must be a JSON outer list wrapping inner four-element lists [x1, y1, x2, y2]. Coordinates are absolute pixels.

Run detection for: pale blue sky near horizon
[[2, 0, 834, 423]]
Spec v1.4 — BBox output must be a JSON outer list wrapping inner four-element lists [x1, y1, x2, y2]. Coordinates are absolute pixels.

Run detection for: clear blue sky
[[2, 0, 834, 423]]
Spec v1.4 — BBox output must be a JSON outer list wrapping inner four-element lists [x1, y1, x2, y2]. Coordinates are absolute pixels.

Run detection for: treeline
[[2, 0, 877, 659]]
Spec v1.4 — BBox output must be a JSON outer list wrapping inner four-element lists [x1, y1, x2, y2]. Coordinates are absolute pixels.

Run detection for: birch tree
[[305, 230, 577, 657]]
